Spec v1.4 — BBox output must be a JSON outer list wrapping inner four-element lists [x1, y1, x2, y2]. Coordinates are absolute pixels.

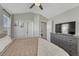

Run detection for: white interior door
[[41, 22, 47, 39], [16, 20, 25, 38], [28, 21, 33, 37], [17, 26, 25, 38]]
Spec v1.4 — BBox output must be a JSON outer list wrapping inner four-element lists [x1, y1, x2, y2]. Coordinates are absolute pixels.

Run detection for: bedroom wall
[[47, 18, 53, 42], [0, 5, 4, 33], [51, 6, 79, 55]]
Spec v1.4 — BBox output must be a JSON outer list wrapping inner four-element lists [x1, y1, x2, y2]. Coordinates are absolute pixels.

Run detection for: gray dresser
[[51, 33, 77, 56]]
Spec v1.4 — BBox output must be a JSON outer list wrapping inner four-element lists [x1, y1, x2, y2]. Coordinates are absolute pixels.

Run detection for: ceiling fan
[[30, 3, 43, 10]]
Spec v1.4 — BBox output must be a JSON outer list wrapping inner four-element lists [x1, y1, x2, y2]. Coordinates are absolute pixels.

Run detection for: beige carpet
[[2, 38, 38, 56]]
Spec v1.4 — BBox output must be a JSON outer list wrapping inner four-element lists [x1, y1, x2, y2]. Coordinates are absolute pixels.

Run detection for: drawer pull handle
[[70, 40, 72, 41], [69, 45, 72, 46]]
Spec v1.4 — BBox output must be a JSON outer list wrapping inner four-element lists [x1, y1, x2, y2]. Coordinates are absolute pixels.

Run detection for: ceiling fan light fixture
[[35, 3, 40, 6], [30, 3, 43, 10]]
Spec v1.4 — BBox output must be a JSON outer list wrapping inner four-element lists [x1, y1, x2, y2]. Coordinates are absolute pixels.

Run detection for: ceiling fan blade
[[39, 4, 43, 10], [30, 3, 35, 8]]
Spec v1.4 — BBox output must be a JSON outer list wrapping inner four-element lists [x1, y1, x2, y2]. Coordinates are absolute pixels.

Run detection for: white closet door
[[13, 20, 19, 38], [17, 20, 25, 38], [14, 20, 34, 38], [24, 22, 28, 38], [14, 20, 25, 38], [28, 21, 33, 37]]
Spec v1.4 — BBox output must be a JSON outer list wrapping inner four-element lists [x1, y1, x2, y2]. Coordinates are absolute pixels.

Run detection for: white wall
[[51, 6, 79, 55], [33, 14, 40, 37], [47, 18, 53, 42], [0, 5, 4, 33]]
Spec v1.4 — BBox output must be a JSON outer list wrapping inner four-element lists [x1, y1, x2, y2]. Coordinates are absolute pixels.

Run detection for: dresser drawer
[[51, 33, 77, 56]]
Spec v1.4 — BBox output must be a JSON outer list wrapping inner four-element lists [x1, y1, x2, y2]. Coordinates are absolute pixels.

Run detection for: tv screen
[[55, 21, 75, 35]]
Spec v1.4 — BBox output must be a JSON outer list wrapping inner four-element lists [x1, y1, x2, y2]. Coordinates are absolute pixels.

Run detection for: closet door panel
[[28, 21, 33, 37], [24, 22, 28, 38]]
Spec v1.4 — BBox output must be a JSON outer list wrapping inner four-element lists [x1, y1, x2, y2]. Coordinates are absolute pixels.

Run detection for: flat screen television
[[55, 21, 76, 35]]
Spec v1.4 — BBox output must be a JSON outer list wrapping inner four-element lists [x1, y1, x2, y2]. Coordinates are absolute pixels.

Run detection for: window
[[3, 15, 11, 35]]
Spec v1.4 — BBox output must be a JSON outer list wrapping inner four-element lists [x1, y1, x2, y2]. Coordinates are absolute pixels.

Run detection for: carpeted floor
[[2, 38, 38, 56]]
